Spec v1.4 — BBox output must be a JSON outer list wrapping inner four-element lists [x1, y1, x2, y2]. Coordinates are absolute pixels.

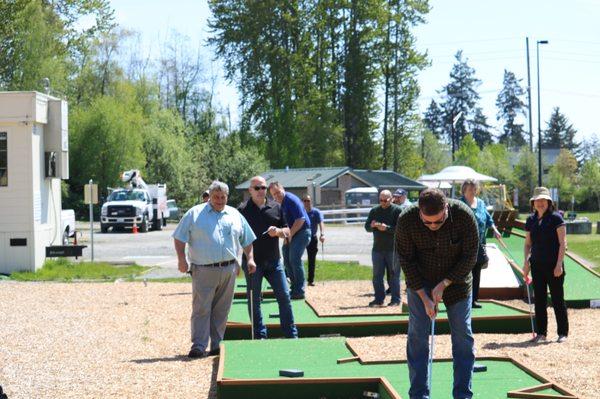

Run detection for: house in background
[[235, 167, 426, 206]]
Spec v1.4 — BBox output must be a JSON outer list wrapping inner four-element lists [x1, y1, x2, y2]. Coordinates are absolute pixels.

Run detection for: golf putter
[[427, 314, 436, 397], [249, 276, 255, 340], [524, 277, 536, 338], [321, 241, 324, 261]]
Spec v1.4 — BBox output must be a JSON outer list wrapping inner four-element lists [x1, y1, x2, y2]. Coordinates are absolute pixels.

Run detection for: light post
[[537, 39, 548, 186]]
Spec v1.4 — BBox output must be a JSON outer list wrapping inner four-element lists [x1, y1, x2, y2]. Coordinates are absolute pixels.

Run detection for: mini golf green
[[233, 277, 273, 298], [224, 298, 532, 339], [218, 337, 577, 399], [490, 233, 600, 308]]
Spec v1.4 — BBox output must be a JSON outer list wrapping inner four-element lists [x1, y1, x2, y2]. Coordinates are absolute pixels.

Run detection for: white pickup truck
[[61, 209, 76, 245]]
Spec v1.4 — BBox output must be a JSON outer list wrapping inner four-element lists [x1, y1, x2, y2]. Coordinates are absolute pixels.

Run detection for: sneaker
[[369, 300, 384, 308], [472, 302, 482, 309], [208, 348, 221, 356], [557, 335, 567, 343], [290, 294, 305, 300], [385, 288, 391, 295], [188, 348, 208, 358], [308, 282, 315, 286], [530, 334, 546, 343], [388, 301, 401, 307]]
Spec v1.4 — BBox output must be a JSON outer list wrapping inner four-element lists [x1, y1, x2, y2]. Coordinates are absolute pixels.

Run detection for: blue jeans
[[407, 288, 474, 399], [282, 228, 311, 297], [372, 250, 401, 304], [243, 258, 298, 338]]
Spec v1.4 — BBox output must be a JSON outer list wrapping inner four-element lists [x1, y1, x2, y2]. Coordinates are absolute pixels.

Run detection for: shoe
[[308, 282, 315, 286], [188, 348, 208, 358], [369, 300, 384, 308], [208, 348, 221, 356], [530, 334, 546, 343], [385, 288, 391, 295], [472, 302, 482, 309], [557, 335, 567, 343], [388, 301, 400, 307], [290, 294, 305, 300]]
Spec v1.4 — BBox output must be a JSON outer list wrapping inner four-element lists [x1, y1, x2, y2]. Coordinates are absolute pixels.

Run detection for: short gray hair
[[208, 180, 229, 195]]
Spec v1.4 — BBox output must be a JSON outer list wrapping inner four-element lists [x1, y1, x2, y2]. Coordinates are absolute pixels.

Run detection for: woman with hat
[[523, 187, 569, 343], [459, 179, 502, 308]]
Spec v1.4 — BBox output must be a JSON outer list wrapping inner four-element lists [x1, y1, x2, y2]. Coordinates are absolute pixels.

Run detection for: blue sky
[[109, 0, 600, 142]]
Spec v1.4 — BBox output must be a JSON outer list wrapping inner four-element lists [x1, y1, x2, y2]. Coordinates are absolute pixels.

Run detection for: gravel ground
[[0, 281, 598, 398]]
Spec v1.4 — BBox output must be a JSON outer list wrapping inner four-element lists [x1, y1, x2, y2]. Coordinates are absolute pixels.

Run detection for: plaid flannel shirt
[[395, 199, 479, 305]]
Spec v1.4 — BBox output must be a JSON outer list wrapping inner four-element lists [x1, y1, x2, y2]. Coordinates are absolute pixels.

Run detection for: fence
[[320, 207, 371, 224]]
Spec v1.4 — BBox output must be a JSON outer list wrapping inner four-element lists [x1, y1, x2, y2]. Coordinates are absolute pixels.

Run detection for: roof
[[235, 167, 351, 190], [418, 166, 497, 183], [351, 169, 427, 191]]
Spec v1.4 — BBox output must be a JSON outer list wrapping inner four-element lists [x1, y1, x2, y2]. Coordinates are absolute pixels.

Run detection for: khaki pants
[[190, 263, 237, 351]]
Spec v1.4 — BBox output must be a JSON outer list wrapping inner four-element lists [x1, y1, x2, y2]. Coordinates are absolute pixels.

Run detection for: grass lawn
[[9, 259, 150, 282], [567, 234, 600, 270]]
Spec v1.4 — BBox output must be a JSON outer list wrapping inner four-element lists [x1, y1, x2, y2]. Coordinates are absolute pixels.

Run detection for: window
[[0, 132, 7, 186]]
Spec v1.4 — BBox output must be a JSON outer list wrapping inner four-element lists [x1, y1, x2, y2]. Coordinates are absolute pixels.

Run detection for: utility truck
[[100, 170, 169, 233]]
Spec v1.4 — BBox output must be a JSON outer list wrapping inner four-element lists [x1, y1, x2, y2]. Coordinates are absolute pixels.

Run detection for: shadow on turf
[[483, 339, 554, 350], [159, 292, 191, 297]]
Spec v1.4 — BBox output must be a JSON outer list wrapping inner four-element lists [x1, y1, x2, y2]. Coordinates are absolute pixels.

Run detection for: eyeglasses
[[380, 198, 390, 203], [420, 208, 448, 226], [253, 186, 267, 191], [303, 199, 311, 203]]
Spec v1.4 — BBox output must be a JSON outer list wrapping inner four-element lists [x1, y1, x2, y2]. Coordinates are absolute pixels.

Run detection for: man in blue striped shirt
[[173, 180, 256, 358]]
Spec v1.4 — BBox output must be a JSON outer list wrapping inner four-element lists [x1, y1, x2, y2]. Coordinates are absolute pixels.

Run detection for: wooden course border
[[216, 339, 579, 399]]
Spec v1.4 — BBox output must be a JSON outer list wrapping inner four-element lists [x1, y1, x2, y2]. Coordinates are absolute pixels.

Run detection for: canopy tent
[[417, 178, 452, 189], [418, 166, 497, 184]]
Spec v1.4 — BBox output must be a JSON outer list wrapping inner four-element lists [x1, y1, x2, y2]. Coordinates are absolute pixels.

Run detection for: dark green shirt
[[395, 200, 479, 305], [364, 204, 402, 252]]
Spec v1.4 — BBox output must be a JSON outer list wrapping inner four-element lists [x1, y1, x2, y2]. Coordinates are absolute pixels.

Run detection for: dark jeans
[[531, 262, 569, 337], [243, 258, 298, 339], [471, 262, 482, 303], [306, 235, 319, 283], [371, 250, 401, 304], [282, 228, 311, 297]]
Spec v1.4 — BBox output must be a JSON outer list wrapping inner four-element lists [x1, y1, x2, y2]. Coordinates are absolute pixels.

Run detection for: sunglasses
[[253, 186, 267, 191], [303, 199, 311, 203], [379, 198, 390, 203], [420, 207, 448, 226]]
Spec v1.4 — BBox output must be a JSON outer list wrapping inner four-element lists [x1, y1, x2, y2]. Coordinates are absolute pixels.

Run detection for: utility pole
[[526, 37, 533, 152]]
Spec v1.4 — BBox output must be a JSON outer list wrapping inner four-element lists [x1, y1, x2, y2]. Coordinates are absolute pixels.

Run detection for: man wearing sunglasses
[[238, 176, 298, 338], [395, 188, 478, 399], [268, 181, 312, 300], [364, 190, 402, 307]]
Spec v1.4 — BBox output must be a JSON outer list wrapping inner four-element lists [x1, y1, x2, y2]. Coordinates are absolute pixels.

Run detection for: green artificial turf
[[219, 337, 567, 399], [490, 234, 600, 305]]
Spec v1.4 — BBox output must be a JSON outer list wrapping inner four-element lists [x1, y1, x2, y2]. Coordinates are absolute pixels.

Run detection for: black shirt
[[525, 211, 565, 266], [238, 199, 287, 263]]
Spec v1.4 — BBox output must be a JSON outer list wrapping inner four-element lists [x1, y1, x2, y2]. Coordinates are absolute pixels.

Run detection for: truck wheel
[[155, 214, 163, 231], [140, 215, 149, 233], [101, 223, 108, 233], [163, 216, 167, 227]]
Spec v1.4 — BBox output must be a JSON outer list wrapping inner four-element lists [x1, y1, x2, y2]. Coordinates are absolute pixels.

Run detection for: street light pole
[[526, 37, 533, 152], [536, 40, 548, 187]]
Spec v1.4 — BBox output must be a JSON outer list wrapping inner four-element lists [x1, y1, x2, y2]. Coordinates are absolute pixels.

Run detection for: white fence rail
[[321, 207, 371, 224]]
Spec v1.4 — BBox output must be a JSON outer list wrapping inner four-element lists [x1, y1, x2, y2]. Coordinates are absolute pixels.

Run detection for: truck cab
[[100, 188, 167, 233]]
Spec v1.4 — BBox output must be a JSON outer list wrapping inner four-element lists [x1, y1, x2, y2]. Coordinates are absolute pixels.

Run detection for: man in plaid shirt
[[395, 188, 478, 399]]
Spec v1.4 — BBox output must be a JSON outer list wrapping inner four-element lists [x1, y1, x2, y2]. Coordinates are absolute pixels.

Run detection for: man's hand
[[247, 259, 257, 274], [376, 223, 388, 232], [178, 259, 189, 274], [319, 234, 325, 243], [267, 226, 279, 237], [370, 220, 378, 229], [422, 295, 438, 319], [523, 262, 531, 282], [432, 281, 446, 304]]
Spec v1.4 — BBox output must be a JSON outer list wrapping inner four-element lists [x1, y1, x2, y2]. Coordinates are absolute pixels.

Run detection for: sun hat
[[530, 187, 553, 204]]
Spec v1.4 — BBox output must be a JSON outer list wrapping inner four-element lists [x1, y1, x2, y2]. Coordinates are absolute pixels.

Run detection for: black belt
[[192, 259, 236, 268]]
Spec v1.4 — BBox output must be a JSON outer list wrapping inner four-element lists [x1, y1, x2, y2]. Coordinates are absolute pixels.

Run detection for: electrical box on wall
[[45, 99, 69, 179]]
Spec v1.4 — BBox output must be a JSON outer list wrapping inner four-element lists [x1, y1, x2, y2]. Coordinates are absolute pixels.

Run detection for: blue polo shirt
[[306, 207, 323, 236], [281, 192, 311, 232]]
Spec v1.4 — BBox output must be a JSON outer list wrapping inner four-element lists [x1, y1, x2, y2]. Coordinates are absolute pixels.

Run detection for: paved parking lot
[[75, 222, 375, 278]]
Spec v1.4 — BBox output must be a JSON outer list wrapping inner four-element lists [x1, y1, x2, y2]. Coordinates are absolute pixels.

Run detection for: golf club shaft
[[428, 316, 435, 396], [249, 276, 254, 340]]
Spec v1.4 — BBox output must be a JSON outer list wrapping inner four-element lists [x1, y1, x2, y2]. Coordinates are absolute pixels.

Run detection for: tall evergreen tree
[[470, 107, 492, 148], [423, 99, 444, 139], [439, 51, 481, 154], [542, 107, 578, 151], [495, 69, 527, 148]]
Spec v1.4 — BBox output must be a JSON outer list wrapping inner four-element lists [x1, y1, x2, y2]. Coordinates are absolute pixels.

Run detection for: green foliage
[[513, 148, 538, 208], [542, 107, 578, 152], [454, 134, 480, 169], [496, 69, 527, 148], [421, 130, 451, 174], [10, 258, 148, 281], [548, 149, 578, 206], [69, 85, 146, 196], [577, 157, 600, 211], [478, 144, 514, 187]]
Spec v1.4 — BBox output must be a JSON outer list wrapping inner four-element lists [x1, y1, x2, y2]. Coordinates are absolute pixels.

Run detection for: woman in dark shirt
[[523, 187, 569, 343]]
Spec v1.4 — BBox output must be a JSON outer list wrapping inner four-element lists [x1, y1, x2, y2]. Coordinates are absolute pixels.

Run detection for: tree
[[439, 51, 481, 153], [496, 69, 527, 148], [421, 130, 451, 174], [578, 157, 600, 211], [542, 107, 578, 151], [578, 133, 600, 162], [423, 100, 444, 139], [454, 134, 480, 169], [547, 149, 578, 206], [513, 148, 538, 209], [478, 144, 514, 187], [470, 107, 493, 148]]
